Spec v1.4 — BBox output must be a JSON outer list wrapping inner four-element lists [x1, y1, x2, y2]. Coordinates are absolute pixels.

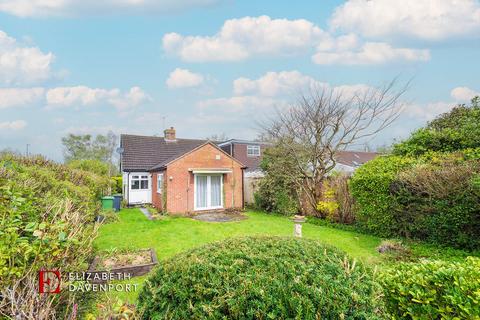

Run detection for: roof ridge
[[120, 133, 207, 142]]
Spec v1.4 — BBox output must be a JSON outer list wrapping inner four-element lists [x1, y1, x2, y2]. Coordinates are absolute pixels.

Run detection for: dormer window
[[247, 145, 260, 157]]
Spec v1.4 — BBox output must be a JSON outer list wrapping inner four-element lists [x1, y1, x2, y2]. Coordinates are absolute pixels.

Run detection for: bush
[[0, 153, 112, 318], [111, 175, 122, 194], [350, 153, 480, 249], [254, 146, 299, 215], [393, 97, 480, 156], [316, 174, 355, 223], [380, 257, 480, 319], [67, 158, 111, 176], [350, 155, 417, 237], [394, 159, 480, 249], [138, 236, 381, 320]]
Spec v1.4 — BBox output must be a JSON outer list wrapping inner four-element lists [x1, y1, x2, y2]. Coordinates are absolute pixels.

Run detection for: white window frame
[[157, 173, 164, 194], [194, 174, 223, 211], [131, 174, 150, 190], [247, 145, 260, 157]]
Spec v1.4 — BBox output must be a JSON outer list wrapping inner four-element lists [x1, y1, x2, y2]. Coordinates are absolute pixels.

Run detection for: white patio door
[[195, 174, 223, 210]]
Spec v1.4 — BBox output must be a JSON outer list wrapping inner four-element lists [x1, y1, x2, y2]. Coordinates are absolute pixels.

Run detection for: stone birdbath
[[292, 215, 306, 237]]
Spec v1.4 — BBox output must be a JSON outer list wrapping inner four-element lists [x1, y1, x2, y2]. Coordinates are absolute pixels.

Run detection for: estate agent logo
[[38, 270, 61, 294]]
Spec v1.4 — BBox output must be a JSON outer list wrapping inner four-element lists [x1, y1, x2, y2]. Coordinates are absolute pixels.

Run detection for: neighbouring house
[[218, 139, 271, 177], [333, 150, 379, 174], [218, 139, 271, 204], [120, 128, 245, 214]]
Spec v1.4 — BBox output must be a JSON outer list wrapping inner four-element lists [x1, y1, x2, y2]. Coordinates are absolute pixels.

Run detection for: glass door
[[195, 174, 223, 210]]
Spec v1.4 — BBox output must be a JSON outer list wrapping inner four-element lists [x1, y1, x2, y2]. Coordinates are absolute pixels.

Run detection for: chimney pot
[[164, 127, 176, 141]]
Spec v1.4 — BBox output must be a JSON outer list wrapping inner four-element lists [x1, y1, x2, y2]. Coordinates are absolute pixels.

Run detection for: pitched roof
[[335, 150, 379, 167], [120, 134, 206, 171], [217, 139, 271, 147]]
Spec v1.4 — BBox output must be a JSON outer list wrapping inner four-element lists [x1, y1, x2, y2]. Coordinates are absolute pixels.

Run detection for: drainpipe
[[241, 168, 245, 209], [126, 172, 130, 207]]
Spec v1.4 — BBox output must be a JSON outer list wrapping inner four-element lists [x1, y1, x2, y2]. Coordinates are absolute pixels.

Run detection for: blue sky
[[0, 0, 479, 161]]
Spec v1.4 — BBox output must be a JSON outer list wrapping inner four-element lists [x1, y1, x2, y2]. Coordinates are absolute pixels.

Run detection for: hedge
[[380, 257, 480, 319], [138, 236, 381, 319], [350, 152, 480, 249], [0, 154, 112, 318], [349, 155, 417, 237]]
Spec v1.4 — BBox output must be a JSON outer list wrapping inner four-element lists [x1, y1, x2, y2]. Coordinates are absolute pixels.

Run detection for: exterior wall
[[151, 170, 166, 210], [124, 172, 152, 205], [232, 143, 268, 172], [161, 143, 244, 214]]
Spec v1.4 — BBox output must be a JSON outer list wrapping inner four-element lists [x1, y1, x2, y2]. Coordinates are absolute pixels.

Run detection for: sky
[[0, 0, 479, 161]]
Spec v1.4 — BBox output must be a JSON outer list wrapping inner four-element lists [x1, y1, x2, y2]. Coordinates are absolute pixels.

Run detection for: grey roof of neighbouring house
[[335, 150, 379, 167], [120, 134, 207, 171]]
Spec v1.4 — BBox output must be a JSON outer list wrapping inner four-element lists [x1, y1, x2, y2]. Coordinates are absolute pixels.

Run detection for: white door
[[194, 174, 223, 210], [128, 173, 152, 204]]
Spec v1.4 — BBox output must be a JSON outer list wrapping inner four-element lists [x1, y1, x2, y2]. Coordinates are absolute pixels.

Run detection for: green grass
[[93, 208, 475, 303]]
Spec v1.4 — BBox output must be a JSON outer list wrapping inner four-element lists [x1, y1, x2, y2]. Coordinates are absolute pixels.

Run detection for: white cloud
[[0, 120, 27, 130], [330, 0, 480, 40], [198, 95, 283, 113], [45, 85, 150, 110], [166, 68, 204, 89], [0, 87, 44, 109], [233, 71, 325, 97], [402, 86, 480, 122], [163, 15, 430, 65], [312, 42, 430, 65], [0, 0, 223, 17], [110, 86, 151, 110], [0, 30, 55, 85], [163, 15, 327, 62], [199, 71, 375, 114], [450, 86, 480, 101], [404, 101, 455, 122]]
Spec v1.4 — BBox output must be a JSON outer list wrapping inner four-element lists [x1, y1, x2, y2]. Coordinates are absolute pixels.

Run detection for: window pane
[[157, 174, 163, 192], [196, 176, 207, 208], [131, 180, 140, 190], [132, 175, 139, 179], [247, 145, 260, 156], [140, 179, 149, 189], [141, 175, 148, 179], [211, 176, 221, 207]]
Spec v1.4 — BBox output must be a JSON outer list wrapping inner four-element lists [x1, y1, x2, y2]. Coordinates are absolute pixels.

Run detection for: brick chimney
[[164, 127, 176, 142]]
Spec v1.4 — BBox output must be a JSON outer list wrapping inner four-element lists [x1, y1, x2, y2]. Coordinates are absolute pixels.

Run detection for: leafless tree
[[260, 79, 408, 215]]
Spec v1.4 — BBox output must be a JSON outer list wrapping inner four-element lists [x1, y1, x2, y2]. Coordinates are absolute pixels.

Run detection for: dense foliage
[[351, 98, 480, 249], [0, 153, 112, 318], [254, 146, 299, 215], [350, 155, 417, 237], [380, 257, 480, 319], [138, 236, 381, 320], [350, 152, 480, 249], [393, 97, 480, 156], [316, 174, 355, 223], [68, 158, 111, 176]]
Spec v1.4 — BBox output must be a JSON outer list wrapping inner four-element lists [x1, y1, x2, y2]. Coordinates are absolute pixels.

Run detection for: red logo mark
[[38, 270, 61, 294]]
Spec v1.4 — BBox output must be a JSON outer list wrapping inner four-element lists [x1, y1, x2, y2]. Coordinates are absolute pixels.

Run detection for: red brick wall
[[154, 144, 244, 214], [232, 144, 268, 171], [151, 170, 165, 211]]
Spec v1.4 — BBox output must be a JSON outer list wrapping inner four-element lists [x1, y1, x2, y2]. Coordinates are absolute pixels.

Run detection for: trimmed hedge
[[138, 236, 381, 319], [350, 152, 480, 249], [380, 257, 480, 319], [349, 155, 417, 237]]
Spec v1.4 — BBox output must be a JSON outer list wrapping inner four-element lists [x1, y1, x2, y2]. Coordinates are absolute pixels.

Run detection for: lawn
[[94, 208, 474, 302]]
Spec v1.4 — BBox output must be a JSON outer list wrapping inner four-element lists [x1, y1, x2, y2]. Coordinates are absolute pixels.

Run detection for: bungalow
[[120, 128, 245, 214]]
